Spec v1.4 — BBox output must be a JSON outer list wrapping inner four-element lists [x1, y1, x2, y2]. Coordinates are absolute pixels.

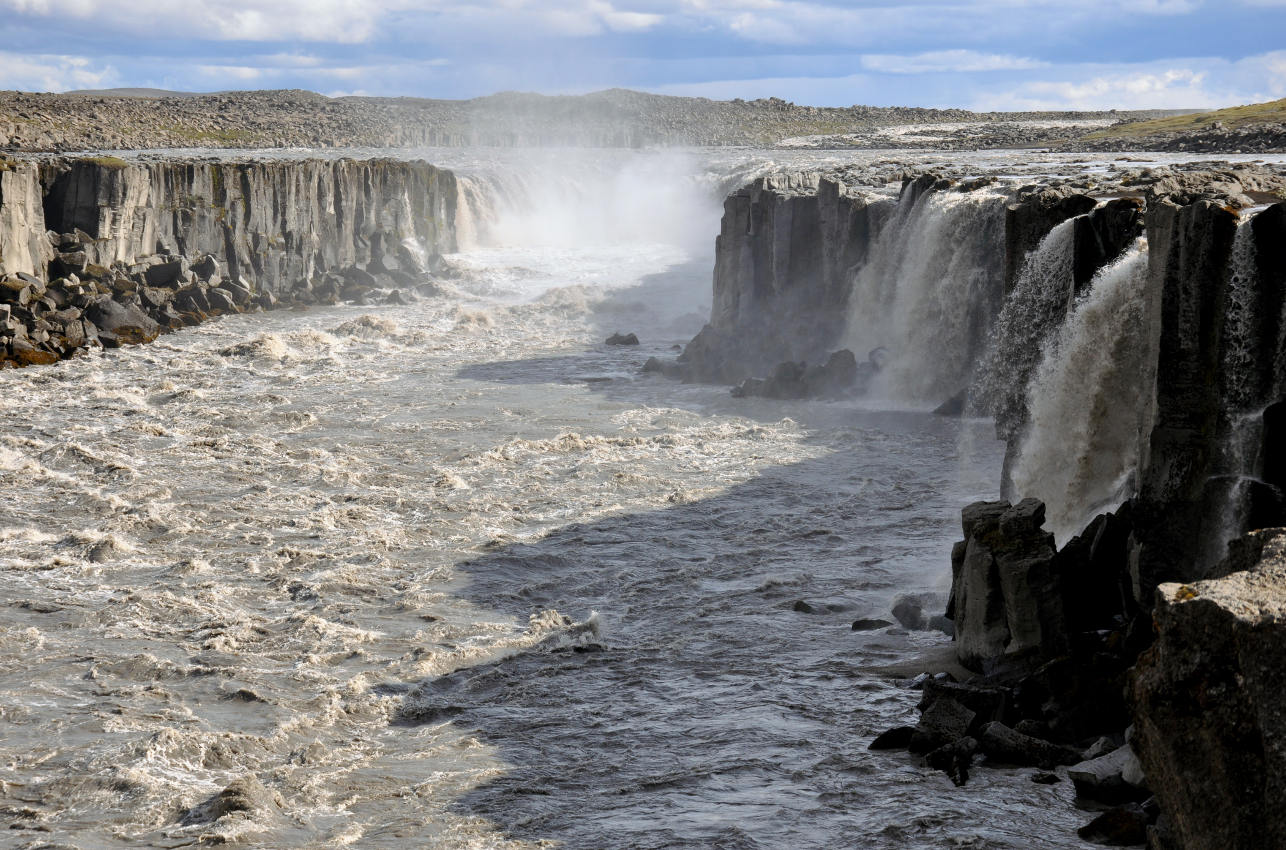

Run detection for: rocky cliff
[[1131, 527, 1286, 849], [0, 155, 457, 365], [688, 162, 1286, 844], [679, 172, 883, 384]]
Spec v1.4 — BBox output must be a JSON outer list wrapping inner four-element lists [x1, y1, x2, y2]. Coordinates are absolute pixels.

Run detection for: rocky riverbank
[[0, 88, 1173, 152], [0, 155, 457, 367]]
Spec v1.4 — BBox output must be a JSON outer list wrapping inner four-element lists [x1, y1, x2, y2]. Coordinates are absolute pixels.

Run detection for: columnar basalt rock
[[0, 155, 458, 367], [681, 173, 880, 385]]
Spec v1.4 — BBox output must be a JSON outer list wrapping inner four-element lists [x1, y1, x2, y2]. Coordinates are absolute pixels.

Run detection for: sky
[[1, 0, 1284, 110]]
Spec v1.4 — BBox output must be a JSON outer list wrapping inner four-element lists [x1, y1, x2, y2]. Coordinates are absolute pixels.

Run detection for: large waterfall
[[1010, 239, 1152, 544], [841, 186, 1007, 403], [970, 217, 1076, 427]]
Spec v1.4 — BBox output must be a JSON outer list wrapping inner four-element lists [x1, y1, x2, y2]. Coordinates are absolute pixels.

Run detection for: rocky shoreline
[[0, 155, 457, 367]]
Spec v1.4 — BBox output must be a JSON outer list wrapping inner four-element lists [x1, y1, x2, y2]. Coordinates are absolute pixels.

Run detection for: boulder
[[606, 332, 640, 346], [82, 294, 159, 346], [868, 725, 915, 750], [1077, 804, 1152, 847], [924, 736, 977, 787], [144, 257, 188, 288], [909, 697, 975, 754], [1067, 745, 1150, 804], [206, 287, 239, 315], [190, 254, 220, 282], [976, 721, 1082, 768]]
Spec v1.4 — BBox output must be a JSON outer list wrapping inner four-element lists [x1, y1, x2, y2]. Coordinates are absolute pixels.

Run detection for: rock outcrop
[[0, 155, 458, 367], [678, 173, 881, 384], [1130, 528, 1286, 850]]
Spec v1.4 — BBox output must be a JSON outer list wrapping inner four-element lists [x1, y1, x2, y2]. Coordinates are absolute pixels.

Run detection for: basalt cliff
[[674, 161, 1286, 847], [0, 155, 456, 365]]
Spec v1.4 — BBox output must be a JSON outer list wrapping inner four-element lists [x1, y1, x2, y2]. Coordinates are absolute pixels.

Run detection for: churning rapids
[[8, 147, 1275, 850]]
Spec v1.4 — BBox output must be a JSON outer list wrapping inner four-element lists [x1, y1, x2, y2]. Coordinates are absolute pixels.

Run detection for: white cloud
[[0, 50, 114, 91], [967, 51, 1286, 110], [862, 50, 1047, 74]]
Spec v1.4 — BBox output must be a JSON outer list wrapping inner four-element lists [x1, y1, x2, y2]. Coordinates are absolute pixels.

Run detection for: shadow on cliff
[[390, 413, 998, 848]]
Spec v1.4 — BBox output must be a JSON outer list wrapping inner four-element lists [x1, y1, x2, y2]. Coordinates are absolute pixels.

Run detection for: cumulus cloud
[[0, 50, 115, 91], [1, 0, 665, 42], [968, 53, 1286, 110], [861, 50, 1047, 74]]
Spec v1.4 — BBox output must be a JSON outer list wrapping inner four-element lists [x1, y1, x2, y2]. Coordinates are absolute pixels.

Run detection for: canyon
[[2, 146, 1286, 847]]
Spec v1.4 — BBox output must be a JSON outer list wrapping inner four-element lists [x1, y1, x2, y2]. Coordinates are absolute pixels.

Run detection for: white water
[[842, 185, 1008, 404], [971, 217, 1077, 421], [1205, 216, 1268, 566], [1221, 218, 1262, 412], [1011, 239, 1152, 544], [0, 148, 1122, 849]]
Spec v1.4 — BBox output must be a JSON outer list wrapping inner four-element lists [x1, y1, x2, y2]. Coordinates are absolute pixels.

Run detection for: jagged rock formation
[[1130, 528, 1286, 850], [0, 155, 457, 366], [0, 88, 1175, 153]]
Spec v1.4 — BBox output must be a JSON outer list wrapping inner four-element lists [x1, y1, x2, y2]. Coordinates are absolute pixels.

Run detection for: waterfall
[[841, 186, 1008, 403], [446, 151, 720, 255], [1010, 238, 1151, 545], [453, 174, 501, 251], [970, 217, 1077, 425], [1220, 219, 1261, 411], [1203, 217, 1268, 566]]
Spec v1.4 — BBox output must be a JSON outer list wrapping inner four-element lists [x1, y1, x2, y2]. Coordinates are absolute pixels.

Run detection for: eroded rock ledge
[[1131, 528, 1286, 850], [0, 155, 457, 366]]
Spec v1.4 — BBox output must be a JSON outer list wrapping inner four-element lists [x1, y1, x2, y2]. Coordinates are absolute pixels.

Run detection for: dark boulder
[[82, 294, 159, 346], [924, 736, 977, 787], [909, 697, 975, 754], [144, 257, 188, 288], [1077, 804, 1151, 847], [976, 721, 1082, 768], [606, 332, 640, 346], [868, 726, 915, 750]]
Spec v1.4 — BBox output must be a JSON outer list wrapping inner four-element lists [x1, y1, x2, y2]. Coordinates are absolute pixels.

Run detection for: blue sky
[[1, 0, 1283, 109]]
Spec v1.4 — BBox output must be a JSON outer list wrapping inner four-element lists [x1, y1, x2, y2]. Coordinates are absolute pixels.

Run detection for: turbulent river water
[[7, 147, 1276, 849]]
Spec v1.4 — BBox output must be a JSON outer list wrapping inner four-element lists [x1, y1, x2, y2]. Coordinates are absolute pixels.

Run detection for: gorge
[[2, 146, 1285, 848]]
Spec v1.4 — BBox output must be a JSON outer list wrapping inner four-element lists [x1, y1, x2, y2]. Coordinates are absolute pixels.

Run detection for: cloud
[[861, 50, 1047, 74], [0, 50, 115, 91]]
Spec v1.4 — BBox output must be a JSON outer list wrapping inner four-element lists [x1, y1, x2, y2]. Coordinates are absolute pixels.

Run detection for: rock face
[[1130, 528, 1286, 850], [948, 499, 1063, 669], [1131, 197, 1286, 600], [0, 155, 458, 367], [680, 173, 880, 384]]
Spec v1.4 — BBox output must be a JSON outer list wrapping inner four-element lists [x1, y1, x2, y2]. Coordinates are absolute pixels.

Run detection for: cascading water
[[970, 217, 1077, 424], [842, 186, 1007, 404], [1010, 238, 1152, 545], [1204, 217, 1267, 567]]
